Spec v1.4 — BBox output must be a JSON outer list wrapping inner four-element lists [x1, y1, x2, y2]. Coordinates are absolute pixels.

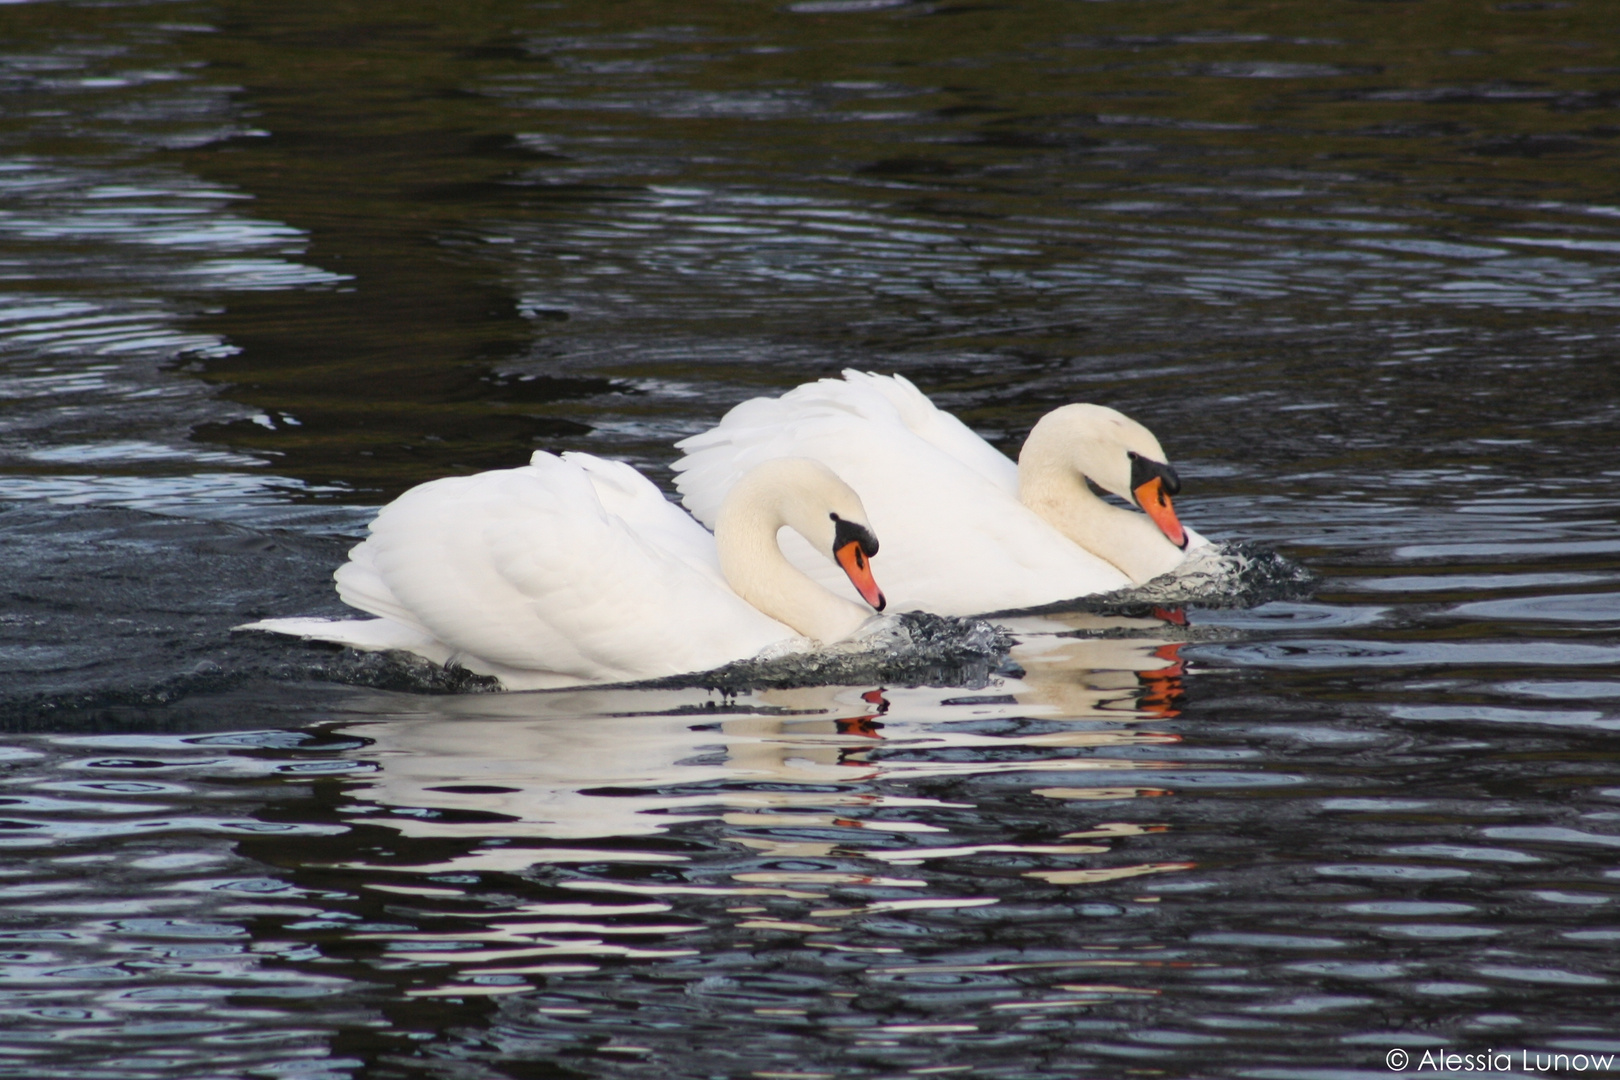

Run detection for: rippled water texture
[[1, 0, 1618, 1076]]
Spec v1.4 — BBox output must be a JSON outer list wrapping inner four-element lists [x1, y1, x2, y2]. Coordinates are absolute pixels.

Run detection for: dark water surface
[[2, 0, 1619, 1076]]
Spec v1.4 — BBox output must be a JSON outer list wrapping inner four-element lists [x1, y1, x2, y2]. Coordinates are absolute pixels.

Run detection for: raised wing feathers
[[837, 371, 1020, 491], [674, 370, 1017, 529]]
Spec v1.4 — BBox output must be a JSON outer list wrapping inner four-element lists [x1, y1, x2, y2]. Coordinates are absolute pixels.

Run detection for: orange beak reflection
[[1133, 477, 1188, 550], [835, 540, 886, 611]]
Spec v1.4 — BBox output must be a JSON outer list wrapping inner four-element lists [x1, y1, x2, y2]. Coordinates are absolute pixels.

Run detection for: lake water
[[1, 0, 1618, 1076]]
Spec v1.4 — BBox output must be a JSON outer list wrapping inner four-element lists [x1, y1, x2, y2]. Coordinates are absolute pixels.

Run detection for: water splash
[[994, 541, 1316, 620], [1120, 540, 1317, 608], [649, 611, 1020, 693]]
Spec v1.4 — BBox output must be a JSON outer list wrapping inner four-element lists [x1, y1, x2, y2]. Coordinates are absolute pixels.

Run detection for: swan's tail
[[235, 616, 455, 662]]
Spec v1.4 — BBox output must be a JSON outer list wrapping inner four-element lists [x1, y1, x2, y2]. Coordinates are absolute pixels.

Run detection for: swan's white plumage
[[674, 372, 1149, 616], [676, 371, 1017, 525], [243, 451, 831, 690]]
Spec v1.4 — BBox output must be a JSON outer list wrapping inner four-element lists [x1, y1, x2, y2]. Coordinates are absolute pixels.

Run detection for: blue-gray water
[[1, 1, 1617, 1077]]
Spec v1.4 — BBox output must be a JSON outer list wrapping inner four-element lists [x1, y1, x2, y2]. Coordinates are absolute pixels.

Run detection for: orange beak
[[835, 540, 886, 611], [1133, 477, 1188, 550]]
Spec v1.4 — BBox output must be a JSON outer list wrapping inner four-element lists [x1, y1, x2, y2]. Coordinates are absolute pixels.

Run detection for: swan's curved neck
[[714, 467, 873, 643], [1018, 416, 1184, 584]]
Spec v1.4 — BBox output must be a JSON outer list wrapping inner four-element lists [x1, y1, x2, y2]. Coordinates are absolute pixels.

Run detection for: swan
[[672, 371, 1205, 616], [238, 452, 887, 690]]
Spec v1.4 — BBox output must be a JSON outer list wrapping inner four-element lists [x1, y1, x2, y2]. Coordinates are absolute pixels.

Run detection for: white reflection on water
[[322, 632, 1195, 993], [333, 633, 1187, 850]]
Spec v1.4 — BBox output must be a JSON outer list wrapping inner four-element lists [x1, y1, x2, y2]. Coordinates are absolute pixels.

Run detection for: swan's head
[[721, 457, 887, 612], [1029, 403, 1188, 550], [829, 511, 884, 611]]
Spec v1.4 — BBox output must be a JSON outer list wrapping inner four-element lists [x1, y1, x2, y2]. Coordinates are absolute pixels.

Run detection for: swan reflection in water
[[334, 627, 1187, 846], [323, 625, 1196, 995]]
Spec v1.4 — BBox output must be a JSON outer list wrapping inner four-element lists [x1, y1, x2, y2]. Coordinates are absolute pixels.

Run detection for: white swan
[[238, 452, 886, 690], [673, 371, 1205, 616]]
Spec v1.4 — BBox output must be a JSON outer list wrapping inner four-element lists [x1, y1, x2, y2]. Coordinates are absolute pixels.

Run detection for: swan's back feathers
[[566, 452, 727, 588], [674, 371, 1017, 529], [838, 371, 1020, 491], [340, 452, 789, 684]]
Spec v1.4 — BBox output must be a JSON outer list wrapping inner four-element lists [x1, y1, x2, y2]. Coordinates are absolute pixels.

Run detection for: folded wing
[[335, 451, 791, 684]]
